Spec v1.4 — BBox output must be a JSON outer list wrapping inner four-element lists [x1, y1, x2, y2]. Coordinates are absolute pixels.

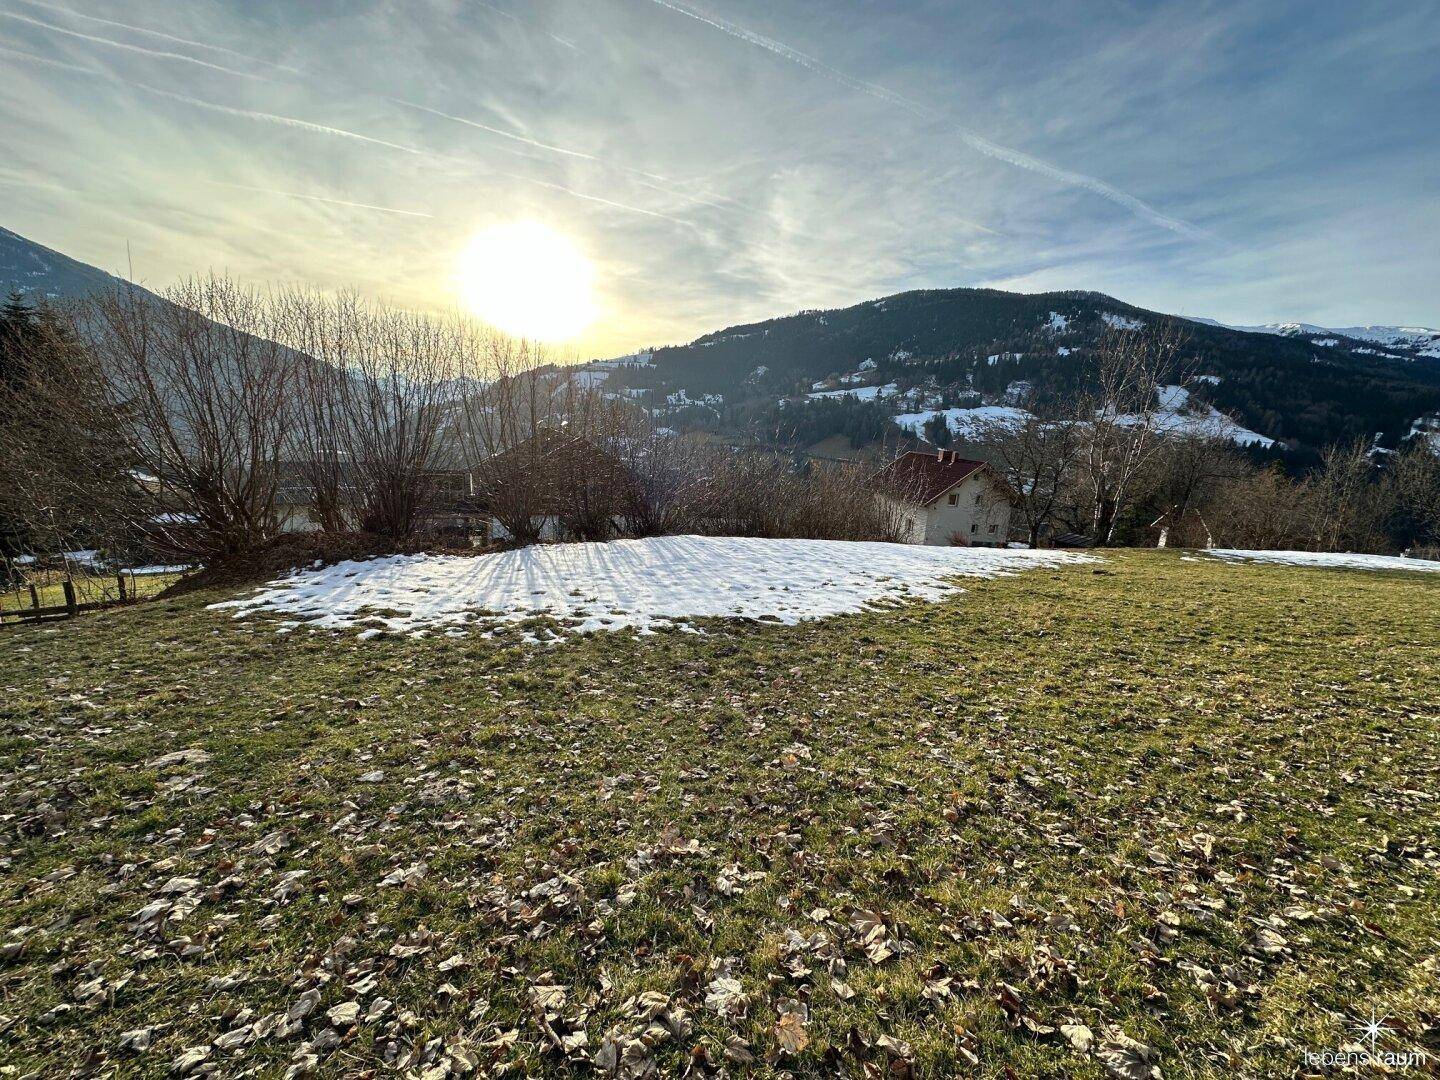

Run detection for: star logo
[[1352, 1005, 1387, 1056]]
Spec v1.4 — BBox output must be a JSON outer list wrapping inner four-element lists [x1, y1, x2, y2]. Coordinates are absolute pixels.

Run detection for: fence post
[[117, 572, 129, 602], [63, 579, 78, 616], [29, 584, 39, 610]]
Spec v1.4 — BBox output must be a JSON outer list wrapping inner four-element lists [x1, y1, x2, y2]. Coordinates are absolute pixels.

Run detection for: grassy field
[[1, 550, 1437, 1077], [0, 571, 186, 616]]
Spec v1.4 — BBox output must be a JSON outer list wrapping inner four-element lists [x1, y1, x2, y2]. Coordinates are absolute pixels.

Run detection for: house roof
[[871, 449, 990, 506]]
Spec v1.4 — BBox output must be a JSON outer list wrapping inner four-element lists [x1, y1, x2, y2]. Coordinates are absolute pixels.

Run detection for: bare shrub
[[450, 332, 575, 546], [691, 450, 916, 542], [86, 277, 296, 559], [1205, 465, 1313, 550], [1386, 440, 1440, 550], [274, 291, 464, 540], [1303, 439, 1393, 553]]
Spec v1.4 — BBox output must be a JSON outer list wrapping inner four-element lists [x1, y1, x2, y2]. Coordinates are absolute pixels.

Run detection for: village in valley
[[3, 1, 1440, 1077]]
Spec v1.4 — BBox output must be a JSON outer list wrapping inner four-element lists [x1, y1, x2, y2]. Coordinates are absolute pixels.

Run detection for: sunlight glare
[[456, 221, 597, 342]]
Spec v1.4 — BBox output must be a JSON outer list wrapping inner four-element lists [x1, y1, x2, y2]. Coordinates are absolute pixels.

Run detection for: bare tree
[[1304, 439, 1392, 552], [272, 291, 468, 539], [86, 277, 296, 559], [1075, 323, 1188, 544], [1141, 434, 1245, 547], [986, 409, 1082, 547], [455, 335, 571, 546], [1386, 440, 1440, 553]]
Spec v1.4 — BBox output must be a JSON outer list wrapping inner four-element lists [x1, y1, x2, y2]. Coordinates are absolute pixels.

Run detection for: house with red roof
[[870, 449, 1015, 546]]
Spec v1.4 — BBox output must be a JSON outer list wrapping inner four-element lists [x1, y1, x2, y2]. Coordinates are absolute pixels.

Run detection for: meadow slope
[[2, 551, 1438, 1077]]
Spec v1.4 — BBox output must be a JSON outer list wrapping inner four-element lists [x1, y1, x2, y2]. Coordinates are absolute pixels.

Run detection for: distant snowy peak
[[1190, 316, 1440, 359]]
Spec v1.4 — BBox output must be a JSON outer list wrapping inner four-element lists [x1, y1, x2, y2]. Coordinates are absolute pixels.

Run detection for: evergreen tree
[[923, 412, 952, 447]]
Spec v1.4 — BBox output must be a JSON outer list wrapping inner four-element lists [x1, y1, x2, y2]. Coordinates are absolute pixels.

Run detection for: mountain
[[618, 288, 1440, 457], [1188, 317, 1440, 360], [0, 225, 141, 304], [7, 225, 1438, 458]]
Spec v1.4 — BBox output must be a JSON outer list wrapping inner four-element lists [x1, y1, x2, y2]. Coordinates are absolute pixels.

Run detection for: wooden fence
[[1, 573, 143, 624]]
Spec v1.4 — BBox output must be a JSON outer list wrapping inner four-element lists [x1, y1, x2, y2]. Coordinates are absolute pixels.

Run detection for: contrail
[[206, 180, 434, 218], [0, 36, 95, 73], [392, 98, 739, 212], [133, 83, 427, 155], [12, 0, 301, 73], [473, 0, 578, 52], [136, 84, 694, 226], [7, 37, 704, 229], [0, 10, 268, 81], [643, 0, 1212, 242], [494, 169, 696, 225]]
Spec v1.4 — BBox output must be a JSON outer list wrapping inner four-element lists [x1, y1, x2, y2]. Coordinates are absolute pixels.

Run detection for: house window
[[947, 493, 958, 506], [974, 493, 983, 505], [988, 524, 997, 534], [971, 523, 979, 534]]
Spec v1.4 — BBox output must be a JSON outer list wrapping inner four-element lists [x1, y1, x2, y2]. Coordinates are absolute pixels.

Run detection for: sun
[[455, 221, 597, 342]]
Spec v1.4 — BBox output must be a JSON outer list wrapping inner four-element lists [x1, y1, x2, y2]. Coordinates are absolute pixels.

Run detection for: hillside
[[8, 223, 1440, 457], [0, 226, 138, 304], [603, 289, 1440, 456], [3, 549, 1438, 1076]]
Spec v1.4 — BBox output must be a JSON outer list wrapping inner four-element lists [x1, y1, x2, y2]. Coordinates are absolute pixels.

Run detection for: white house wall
[[919, 473, 1013, 546]]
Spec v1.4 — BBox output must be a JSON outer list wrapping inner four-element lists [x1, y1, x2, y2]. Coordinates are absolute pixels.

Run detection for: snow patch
[[894, 406, 1030, 440], [807, 382, 898, 402], [1122, 385, 1275, 448], [1101, 312, 1145, 331], [210, 537, 1100, 638], [1206, 550, 1440, 574]]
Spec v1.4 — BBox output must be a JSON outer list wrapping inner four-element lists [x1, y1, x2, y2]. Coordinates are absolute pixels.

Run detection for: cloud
[[641, 0, 1214, 243], [1, 0, 1434, 355], [202, 180, 434, 218], [11, 0, 300, 72], [0, 9, 269, 80]]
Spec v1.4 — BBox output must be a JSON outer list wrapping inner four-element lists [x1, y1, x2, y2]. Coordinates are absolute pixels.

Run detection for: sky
[[0, 0, 1437, 357]]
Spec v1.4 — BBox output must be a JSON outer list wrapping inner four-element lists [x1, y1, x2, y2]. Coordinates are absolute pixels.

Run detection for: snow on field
[[807, 382, 899, 402], [211, 537, 1098, 639], [1206, 549, 1440, 574], [1101, 312, 1145, 331], [895, 387, 1272, 448], [893, 405, 1029, 440], [1121, 385, 1275, 448]]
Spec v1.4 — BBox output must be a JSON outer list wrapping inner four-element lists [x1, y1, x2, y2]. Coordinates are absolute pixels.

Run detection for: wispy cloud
[[2, 0, 1434, 353], [11, 0, 299, 72], [473, 0, 578, 52], [0, 8, 269, 80], [203, 180, 433, 218], [390, 97, 741, 214], [132, 83, 698, 227], [642, 0, 1214, 243]]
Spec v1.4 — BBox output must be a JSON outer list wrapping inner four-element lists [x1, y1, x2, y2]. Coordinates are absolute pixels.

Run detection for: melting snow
[[807, 382, 899, 402], [893, 406, 1030, 440], [1206, 550, 1440, 574], [1101, 312, 1145, 331], [895, 387, 1272, 448], [210, 537, 1098, 638]]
